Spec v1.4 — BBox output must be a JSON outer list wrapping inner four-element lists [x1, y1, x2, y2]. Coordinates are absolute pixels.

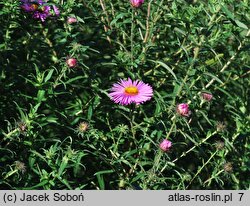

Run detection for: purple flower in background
[[130, 0, 144, 8], [20, 0, 60, 22], [32, 6, 51, 22]]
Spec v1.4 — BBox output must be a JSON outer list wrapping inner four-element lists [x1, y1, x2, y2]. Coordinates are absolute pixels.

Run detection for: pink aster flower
[[130, 0, 144, 8], [201, 92, 213, 102], [109, 78, 153, 105], [159, 139, 172, 152], [176, 103, 191, 117]]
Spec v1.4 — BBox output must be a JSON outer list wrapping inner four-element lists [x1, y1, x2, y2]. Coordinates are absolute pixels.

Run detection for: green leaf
[[203, 72, 224, 85], [154, 60, 177, 80], [58, 155, 69, 176], [37, 90, 45, 103], [234, 20, 248, 30], [221, 5, 234, 19], [94, 169, 114, 176], [110, 13, 128, 26], [94, 170, 114, 190], [87, 106, 93, 120], [44, 69, 54, 82], [96, 174, 105, 190], [20, 180, 49, 190]]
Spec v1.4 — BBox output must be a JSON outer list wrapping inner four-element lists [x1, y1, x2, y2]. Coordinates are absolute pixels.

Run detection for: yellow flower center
[[125, 86, 139, 96], [31, 4, 39, 10]]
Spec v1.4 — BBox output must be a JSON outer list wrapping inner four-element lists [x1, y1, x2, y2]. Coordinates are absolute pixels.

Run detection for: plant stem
[[130, 9, 135, 71], [186, 150, 217, 189], [129, 106, 136, 140], [166, 115, 176, 139], [203, 169, 224, 186], [161, 131, 217, 172]]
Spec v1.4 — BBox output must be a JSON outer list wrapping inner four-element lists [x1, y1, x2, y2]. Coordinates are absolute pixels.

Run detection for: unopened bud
[[159, 139, 172, 152]]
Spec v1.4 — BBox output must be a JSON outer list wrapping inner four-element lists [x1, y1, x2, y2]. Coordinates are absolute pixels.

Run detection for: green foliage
[[0, 0, 249, 189]]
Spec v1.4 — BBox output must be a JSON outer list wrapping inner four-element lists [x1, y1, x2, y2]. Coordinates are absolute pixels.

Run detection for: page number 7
[[238, 193, 244, 201]]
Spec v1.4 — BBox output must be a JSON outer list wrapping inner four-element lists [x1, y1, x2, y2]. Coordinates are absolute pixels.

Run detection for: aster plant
[[1, 0, 249, 191], [20, 0, 59, 22]]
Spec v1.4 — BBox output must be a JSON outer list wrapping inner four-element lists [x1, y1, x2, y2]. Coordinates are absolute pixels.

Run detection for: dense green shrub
[[0, 0, 249, 189]]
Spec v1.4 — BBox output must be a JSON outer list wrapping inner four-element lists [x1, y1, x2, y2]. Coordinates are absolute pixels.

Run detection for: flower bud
[[159, 139, 172, 152], [66, 58, 77, 68], [130, 0, 144, 8], [176, 103, 191, 117], [67, 17, 77, 24], [201, 92, 213, 101]]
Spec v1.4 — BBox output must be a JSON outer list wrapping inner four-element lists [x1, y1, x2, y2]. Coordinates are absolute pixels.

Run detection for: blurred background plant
[[0, 0, 249, 189]]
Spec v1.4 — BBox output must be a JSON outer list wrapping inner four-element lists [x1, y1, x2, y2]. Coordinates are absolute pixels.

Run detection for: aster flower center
[[31, 4, 39, 10], [125, 86, 139, 95]]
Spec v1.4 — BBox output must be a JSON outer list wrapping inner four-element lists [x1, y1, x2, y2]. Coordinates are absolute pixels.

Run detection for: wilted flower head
[[109, 78, 153, 105], [76, 122, 89, 137], [78, 122, 89, 133], [216, 121, 227, 132], [201, 92, 213, 101], [159, 139, 172, 152], [66, 58, 77, 68], [15, 161, 26, 174], [176, 103, 191, 117], [130, 0, 144, 8], [17, 121, 27, 133], [215, 140, 225, 150], [67, 17, 77, 24], [223, 162, 233, 173], [20, 0, 60, 22]]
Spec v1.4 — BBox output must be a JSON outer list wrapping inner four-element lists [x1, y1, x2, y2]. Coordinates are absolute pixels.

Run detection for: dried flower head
[[216, 121, 227, 132], [159, 139, 172, 152], [109, 78, 153, 105], [15, 161, 26, 174], [76, 122, 89, 136], [17, 121, 27, 133], [223, 162, 233, 173], [215, 140, 225, 150], [78, 122, 88, 132]]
